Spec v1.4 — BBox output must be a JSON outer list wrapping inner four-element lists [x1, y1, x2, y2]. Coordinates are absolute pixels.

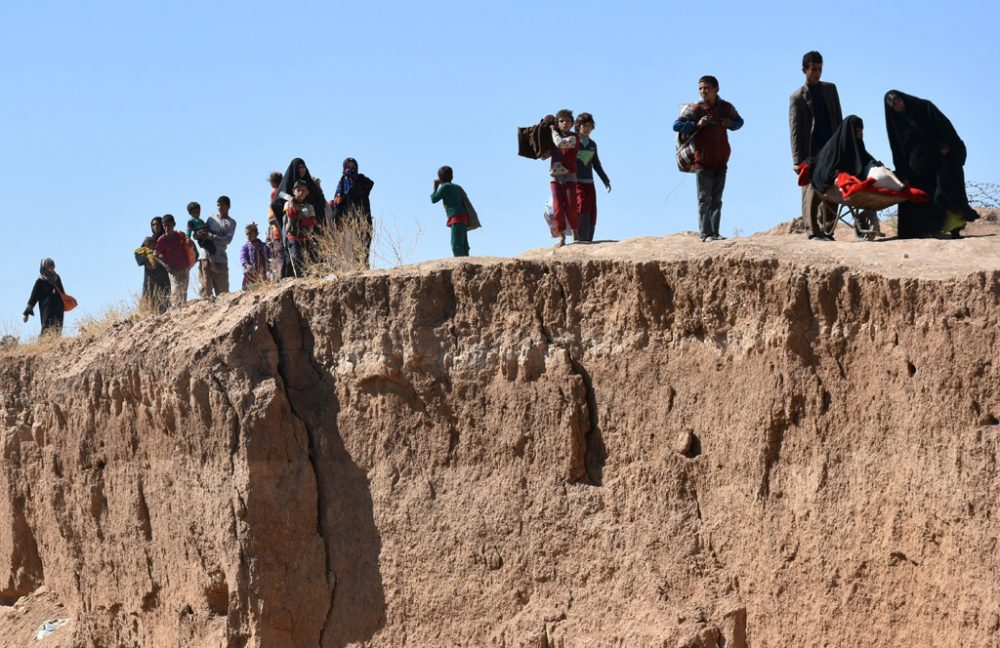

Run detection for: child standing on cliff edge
[[673, 75, 743, 242], [549, 109, 580, 247], [431, 165, 479, 257], [574, 112, 611, 242]]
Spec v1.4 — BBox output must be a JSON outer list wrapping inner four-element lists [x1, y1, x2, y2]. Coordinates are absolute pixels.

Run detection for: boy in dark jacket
[[673, 75, 744, 241]]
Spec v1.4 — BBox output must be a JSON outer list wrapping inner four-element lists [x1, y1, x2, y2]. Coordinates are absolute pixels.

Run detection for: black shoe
[[950, 228, 963, 239]]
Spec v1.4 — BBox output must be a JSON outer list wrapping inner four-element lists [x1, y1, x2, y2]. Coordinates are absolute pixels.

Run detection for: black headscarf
[[143, 216, 163, 249], [811, 115, 877, 193], [270, 157, 329, 228], [332, 157, 375, 227], [885, 90, 966, 177], [884, 90, 976, 220]]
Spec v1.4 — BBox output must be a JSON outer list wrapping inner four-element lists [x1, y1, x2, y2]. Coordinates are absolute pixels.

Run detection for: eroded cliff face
[[2, 233, 1000, 648]]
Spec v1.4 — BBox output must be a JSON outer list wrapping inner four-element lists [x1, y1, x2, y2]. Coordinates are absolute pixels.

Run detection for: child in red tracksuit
[[549, 109, 579, 246]]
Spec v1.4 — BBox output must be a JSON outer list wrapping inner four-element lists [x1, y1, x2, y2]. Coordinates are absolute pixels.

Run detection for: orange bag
[[184, 236, 197, 269], [58, 289, 78, 312]]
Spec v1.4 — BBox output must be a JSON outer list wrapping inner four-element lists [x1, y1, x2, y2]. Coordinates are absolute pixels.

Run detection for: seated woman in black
[[810, 115, 883, 239]]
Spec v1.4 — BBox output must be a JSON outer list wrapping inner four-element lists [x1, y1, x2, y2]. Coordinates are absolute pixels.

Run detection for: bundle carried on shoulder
[[517, 115, 557, 160], [675, 104, 701, 173]]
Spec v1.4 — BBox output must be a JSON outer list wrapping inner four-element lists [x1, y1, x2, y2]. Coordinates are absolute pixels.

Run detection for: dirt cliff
[[2, 224, 1000, 647]]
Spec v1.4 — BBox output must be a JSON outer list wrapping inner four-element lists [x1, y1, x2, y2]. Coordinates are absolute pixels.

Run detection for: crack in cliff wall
[[265, 309, 335, 647]]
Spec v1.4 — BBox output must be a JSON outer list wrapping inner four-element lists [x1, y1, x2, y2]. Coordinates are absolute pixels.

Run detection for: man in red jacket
[[673, 75, 744, 241]]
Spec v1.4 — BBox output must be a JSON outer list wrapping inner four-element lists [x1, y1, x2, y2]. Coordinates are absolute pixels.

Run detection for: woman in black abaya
[[137, 216, 170, 313], [23, 258, 66, 335], [884, 90, 979, 238], [270, 158, 329, 230], [269, 158, 329, 277]]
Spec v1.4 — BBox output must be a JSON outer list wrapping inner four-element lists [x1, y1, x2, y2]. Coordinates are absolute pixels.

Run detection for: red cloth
[[576, 182, 598, 225], [551, 181, 579, 233], [797, 162, 811, 187], [155, 231, 190, 272], [835, 172, 930, 203], [447, 213, 469, 226]]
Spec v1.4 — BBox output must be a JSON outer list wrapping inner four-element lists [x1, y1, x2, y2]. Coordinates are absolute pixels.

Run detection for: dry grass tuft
[[0, 327, 69, 357], [305, 213, 373, 278], [74, 297, 142, 339], [303, 211, 424, 278], [0, 294, 154, 358]]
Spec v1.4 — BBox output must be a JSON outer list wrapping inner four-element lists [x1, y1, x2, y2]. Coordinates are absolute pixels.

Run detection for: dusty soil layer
[[2, 225, 999, 648]]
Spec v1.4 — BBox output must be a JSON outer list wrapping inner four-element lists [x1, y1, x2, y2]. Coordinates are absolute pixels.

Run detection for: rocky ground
[[1, 214, 998, 647]]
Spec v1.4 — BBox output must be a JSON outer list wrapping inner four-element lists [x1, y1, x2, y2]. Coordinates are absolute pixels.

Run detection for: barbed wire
[[880, 181, 997, 223], [967, 182, 1000, 209]]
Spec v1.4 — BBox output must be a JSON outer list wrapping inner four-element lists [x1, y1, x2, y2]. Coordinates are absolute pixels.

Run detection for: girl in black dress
[[23, 258, 66, 335]]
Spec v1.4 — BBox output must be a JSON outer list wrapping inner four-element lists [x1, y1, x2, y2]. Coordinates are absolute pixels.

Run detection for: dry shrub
[[305, 213, 373, 278], [302, 210, 424, 278], [371, 213, 424, 269]]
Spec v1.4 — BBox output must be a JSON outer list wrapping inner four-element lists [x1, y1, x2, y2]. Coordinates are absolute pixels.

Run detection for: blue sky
[[2, 0, 997, 336]]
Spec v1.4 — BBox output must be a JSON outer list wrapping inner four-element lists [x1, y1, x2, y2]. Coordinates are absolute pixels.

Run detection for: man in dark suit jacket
[[789, 51, 843, 240]]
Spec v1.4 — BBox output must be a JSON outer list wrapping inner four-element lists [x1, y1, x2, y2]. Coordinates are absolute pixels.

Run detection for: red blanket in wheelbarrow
[[836, 172, 930, 203]]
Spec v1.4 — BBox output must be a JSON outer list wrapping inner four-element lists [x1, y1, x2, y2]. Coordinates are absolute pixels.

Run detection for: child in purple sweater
[[239, 222, 270, 288]]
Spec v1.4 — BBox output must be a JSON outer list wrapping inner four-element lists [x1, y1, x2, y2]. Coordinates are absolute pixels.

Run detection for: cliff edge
[[2, 224, 1000, 647]]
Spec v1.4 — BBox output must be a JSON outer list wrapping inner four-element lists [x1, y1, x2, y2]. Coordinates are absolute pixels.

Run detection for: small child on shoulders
[[430, 165, 471, 257]]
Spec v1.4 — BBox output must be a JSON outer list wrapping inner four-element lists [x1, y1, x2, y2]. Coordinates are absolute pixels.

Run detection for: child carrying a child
[[549, 109, 580, 246]]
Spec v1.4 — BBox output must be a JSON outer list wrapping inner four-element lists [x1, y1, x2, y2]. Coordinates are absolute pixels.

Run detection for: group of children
[[537, 111, 613, 246], [433, 109, 618, 256], [135, 198, 269, 313]]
